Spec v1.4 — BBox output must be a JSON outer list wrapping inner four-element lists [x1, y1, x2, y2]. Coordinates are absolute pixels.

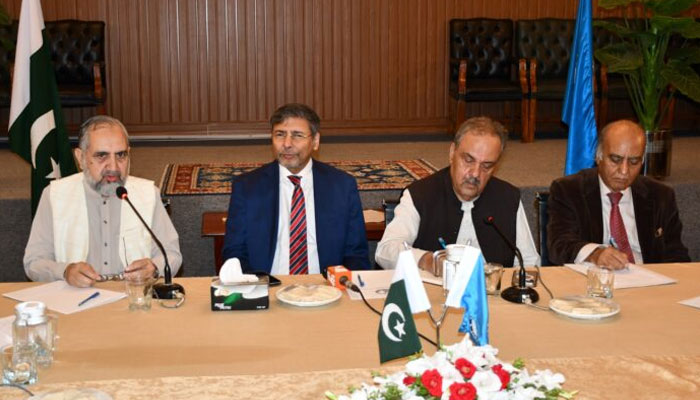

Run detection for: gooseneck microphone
[[116, 186, 185, 301], [484, 216, 539, 304]]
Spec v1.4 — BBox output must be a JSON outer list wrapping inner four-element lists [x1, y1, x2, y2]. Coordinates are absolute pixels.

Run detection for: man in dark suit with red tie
[[547, 120, 690, 269], [222, 103, 370, 275]]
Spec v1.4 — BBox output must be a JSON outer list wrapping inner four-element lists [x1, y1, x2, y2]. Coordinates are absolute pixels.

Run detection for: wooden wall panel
[[1, 0, 698, 137]]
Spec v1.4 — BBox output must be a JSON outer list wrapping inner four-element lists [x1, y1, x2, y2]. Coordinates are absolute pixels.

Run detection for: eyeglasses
[[272, 132, 313, 142]]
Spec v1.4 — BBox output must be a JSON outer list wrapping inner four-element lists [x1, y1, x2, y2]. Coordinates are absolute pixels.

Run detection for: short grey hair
[[78, 115, 129, 152], [453, 116, 508, 152]]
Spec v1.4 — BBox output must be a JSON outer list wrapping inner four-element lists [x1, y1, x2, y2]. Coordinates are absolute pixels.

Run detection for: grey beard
[[84, 170, 125, 197]]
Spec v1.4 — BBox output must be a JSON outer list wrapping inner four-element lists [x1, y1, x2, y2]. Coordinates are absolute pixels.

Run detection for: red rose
[[454, 358, 477, 379], [491, 364, 510, 389], [420, 369, 443, 397], [449, 382, 477, 400], [403, 375, 416, 386]]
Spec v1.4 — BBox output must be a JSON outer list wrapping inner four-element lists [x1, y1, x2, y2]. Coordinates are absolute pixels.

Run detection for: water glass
[[587, 265, 615, 298], [484, 263, 504, 295], [1, 344, 37, 385], [126, 276, 155, 311]]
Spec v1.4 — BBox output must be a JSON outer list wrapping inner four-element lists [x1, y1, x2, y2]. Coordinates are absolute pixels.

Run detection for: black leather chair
[[449, 19, 527, 138], [516, 19, 576, 141], [0, 21, 17, 108], [535, 191, 551, 266], [44, 20, 106, 114]]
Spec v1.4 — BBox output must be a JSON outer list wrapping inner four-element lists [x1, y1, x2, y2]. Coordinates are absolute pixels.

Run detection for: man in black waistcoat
[[375, 116, 540, 271]]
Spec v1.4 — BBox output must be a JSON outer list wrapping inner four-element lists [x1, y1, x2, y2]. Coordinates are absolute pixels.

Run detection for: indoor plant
[[594, 0, 700, 176]]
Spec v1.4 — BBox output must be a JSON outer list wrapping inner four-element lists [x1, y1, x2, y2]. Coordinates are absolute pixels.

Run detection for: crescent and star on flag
[[381, 303, 407, 342]]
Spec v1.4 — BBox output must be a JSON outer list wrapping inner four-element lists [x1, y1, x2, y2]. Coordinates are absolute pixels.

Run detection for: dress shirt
[[375, 189, 540, 269], [575, 177, 643, 264], [270, 160, 320, 275], [24, 178, 182, 281]]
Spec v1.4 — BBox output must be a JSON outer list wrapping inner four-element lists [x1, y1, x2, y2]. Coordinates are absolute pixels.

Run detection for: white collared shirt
[[270, 160, 320, 275], [574, 177, 643, 264], [375, 189, 540, 269]]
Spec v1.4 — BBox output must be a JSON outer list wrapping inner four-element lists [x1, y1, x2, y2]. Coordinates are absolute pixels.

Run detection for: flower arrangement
[[326, 337, 575, 400]]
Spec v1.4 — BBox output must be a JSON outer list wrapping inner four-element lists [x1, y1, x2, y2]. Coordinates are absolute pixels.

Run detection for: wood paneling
[[1, 0, 698, 136]]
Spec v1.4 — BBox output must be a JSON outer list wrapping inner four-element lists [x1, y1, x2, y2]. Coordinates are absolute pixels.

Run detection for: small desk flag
[[445, 246, 489, 346]]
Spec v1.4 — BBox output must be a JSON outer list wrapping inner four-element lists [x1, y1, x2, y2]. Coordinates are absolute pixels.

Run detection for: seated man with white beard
[[23, 116, 182, 287]]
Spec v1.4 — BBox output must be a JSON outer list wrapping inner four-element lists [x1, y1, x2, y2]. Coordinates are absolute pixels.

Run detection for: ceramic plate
[[32, 388, 113, 400], [276, 284, 342, 307], [549, 295, 620, 320]]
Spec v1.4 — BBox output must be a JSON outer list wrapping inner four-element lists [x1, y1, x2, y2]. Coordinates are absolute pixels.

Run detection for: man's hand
[[64, 262, 100, 287], [124, 258, 158, 281], [586, 247, 628, 270]]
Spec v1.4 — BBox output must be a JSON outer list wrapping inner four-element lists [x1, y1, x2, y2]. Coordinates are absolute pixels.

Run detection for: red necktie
[[608, 192, 634, 263], [288, 176, 308, 274]]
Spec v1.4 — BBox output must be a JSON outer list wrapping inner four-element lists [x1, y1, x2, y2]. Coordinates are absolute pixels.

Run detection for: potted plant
[[594, 0, 700, 177]]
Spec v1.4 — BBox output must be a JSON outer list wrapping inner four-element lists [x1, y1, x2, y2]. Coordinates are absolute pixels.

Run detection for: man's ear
[[74, 148, 84, 171]]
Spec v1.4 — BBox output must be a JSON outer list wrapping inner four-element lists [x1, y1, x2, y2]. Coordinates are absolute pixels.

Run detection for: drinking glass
[[484, 263, 504, 295], [587, 265, 615, 298], [125, 276, 155, 311], [1, 344, 37, 385]]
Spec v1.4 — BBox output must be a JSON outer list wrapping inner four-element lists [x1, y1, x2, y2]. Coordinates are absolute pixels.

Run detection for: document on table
[[347, 270, 440, 300], [0, 315, 13, 348], [565, 263, 676, 289], [679, 296, 700, 310], [2, 281, 126, 314]]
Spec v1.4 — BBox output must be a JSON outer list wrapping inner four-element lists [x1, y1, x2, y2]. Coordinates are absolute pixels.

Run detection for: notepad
[[565, 263, 676, 289], [3, 281, 126, 314]]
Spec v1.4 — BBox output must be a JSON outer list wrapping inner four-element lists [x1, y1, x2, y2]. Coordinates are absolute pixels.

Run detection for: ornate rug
[[160, 159, 438, 195]]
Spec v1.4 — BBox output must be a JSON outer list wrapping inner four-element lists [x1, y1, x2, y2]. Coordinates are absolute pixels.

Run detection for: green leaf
[[678, 20, 700, 39], [668, 47, 700, 64], [594, 20, 637, 37], [646, 0, 699, 16], [662, 63, 700, 102], [595, 43, 643, 73], [650, 16, 694, 34], [598, 0, 636, 9]]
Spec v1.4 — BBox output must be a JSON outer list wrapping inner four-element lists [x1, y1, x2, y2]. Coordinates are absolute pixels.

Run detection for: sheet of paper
[[564, 263, 676, 289], [679, 296, 700, 310], [346, 269, 439, 300], [2, 281, 127, 314], [0, 315, 13, 348]]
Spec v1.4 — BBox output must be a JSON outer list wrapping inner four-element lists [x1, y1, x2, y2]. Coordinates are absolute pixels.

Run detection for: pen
[[608, 238, 630, 270], [78, 291, 100, 307], [357, 274, 365, 287], [438, 237, 447, 249]]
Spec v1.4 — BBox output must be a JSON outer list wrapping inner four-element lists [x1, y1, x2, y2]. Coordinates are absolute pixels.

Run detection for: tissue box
[[210, 274, 269, 311]]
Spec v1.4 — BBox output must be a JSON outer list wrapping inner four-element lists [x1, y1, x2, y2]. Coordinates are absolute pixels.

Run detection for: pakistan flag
[[378, 279, 422, 363], [8, 0, 76, 215], [378, 250, 431, 363]]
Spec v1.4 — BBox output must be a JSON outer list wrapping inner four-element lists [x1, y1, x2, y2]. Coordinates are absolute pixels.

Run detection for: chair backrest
[[516, 19, 575, 79], [535, 191, 551, 266], [43, 20, 105, 88], [382, 198, 400, 226], [449, 18, 514, 96], [0, 20, 18, 104]]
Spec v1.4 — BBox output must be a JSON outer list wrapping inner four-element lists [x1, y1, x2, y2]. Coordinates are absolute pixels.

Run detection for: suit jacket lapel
[[263, 162, 280, 268], [631, 178, 653, 261], [584, 168, 604, 242], [312, 161, 329, 266]]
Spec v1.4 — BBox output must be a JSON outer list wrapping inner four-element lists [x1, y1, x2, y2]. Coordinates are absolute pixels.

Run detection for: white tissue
[[219, 258, 259, 284]]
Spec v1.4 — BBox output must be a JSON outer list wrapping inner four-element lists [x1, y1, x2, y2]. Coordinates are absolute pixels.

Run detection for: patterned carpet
[[160, 159, 439, 195]]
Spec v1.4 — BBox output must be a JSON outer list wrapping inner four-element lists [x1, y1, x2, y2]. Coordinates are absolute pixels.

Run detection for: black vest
[[408, 167, 520, 268]]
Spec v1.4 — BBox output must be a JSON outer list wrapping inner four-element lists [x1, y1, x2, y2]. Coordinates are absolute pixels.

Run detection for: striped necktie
[[288, 175, 308, 274], [608, 192, 634, 263]]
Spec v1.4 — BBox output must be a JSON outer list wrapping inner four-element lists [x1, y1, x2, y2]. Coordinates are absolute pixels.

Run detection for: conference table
[[1, 263, 699, 399]]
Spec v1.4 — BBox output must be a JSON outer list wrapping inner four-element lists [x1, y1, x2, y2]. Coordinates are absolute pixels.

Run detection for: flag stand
[[426, 304, 449, 349]]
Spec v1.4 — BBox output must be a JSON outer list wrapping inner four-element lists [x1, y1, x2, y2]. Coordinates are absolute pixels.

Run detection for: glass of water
[[587, 265, 615, 298], [1, 344, 37, 385]]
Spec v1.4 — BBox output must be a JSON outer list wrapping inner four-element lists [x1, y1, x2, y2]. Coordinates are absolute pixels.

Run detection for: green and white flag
[[378, 250, 431, 363], [9, 0, 76, 215]]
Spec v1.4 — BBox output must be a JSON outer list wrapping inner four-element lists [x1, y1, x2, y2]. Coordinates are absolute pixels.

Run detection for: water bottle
[[13, 301, 56, 368]]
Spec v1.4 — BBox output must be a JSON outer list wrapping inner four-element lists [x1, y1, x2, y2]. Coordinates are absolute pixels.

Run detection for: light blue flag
[[562, 0, 598, 176], [445, 246, 489, 346]]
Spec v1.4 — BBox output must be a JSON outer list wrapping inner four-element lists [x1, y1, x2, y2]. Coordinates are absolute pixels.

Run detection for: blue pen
[[357, 274, 365, 287], [78, 291, 100, 307], [438, 237, 447, 249]]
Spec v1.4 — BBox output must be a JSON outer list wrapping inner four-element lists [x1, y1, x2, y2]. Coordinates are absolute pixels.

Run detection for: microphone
[[484, 216, 539, 304], [116, 186, 185, 301], [339, 275, 360, 292]]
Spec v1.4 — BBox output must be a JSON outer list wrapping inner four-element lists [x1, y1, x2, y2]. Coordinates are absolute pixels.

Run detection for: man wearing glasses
[[222, 103, 370, 275], [547, 119, 689, 268], [23, 116, 182, 287]]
